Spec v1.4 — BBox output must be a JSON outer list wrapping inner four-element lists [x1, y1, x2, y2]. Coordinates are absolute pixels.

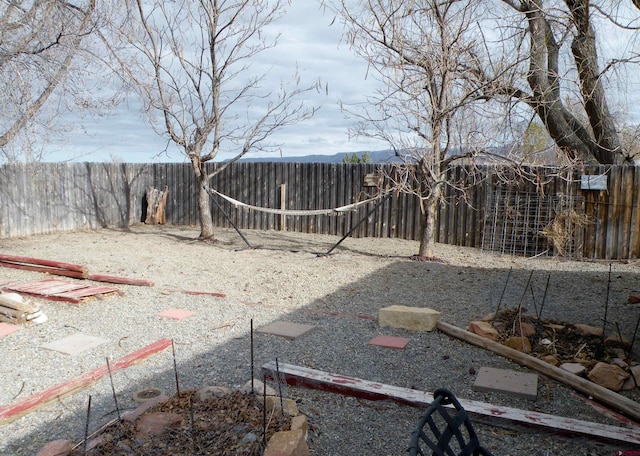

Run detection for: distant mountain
[[240, 150, 400, 163]]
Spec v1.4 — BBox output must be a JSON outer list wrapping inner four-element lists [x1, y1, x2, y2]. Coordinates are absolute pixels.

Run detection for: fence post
[[280, 184, 287, 231]]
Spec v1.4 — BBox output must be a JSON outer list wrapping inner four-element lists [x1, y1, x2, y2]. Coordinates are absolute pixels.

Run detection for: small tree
[[120, 0, 318, 240], [342, 152, 372, 164], [330, 0, 495, 258]]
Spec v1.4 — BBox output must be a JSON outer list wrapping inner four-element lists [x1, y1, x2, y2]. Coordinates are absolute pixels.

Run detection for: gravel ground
[[1, 225, 640, 455]]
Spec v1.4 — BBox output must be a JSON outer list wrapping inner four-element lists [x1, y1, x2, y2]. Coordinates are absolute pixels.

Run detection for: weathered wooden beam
[[87, 274, 154, 287], [0, 254, 88, 276], [0, 338, 172, 425], [436, 320, 640, 423], [261, 361, 640, 446], [0, 261, 86, 279]]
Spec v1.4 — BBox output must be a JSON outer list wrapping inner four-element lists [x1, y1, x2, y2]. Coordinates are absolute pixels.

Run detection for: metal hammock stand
[[203, 185, 392, 255]]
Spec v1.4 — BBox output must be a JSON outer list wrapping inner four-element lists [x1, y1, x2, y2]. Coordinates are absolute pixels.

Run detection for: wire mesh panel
[[481, 189, 585, 257]]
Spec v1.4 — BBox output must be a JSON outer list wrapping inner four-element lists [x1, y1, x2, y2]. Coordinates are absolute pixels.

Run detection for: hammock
[[205, 186, 390, 216]]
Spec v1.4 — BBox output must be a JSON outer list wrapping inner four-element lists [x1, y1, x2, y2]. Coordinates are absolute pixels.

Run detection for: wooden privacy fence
[[1, 162, 639, 259]]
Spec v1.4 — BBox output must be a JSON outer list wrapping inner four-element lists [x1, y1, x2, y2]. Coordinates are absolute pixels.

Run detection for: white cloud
[[43, 0, 387, 163]]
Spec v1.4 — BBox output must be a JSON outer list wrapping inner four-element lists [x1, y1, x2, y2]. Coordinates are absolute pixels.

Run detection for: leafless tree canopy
[[116, 0, 319, 239], [0, 0, 100, 162]]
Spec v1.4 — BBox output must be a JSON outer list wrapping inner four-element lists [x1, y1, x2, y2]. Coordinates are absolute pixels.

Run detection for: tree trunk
[[189, 154, 215, 240], [568, 1, 623, 164], [197, 174, 215, 239], [417, 196, 438, 259]]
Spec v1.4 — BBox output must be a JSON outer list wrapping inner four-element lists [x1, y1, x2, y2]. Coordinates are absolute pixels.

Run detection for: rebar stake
[[493, 267, 512, 319], [601, 264, 612, 352], [251, 319, 255, 395], [83, 395, 92, 456], [537, 273, 551, 321], [172, 339, 180, 395], [517, 270, 534, 313], [276, 358, 284, 413], [262, 373, 267, 448], [105, 357, 121, 420]]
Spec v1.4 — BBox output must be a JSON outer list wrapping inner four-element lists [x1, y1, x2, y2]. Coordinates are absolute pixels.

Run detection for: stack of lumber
[[0, 292, 47, 324], [0, 254, 153, 286], [0, 254, 88, 279]]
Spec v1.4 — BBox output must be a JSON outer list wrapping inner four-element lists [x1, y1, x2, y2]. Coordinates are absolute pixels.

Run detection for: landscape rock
[[540, 355, 560, 366], [291, 415, 308, 438], [604, 334, 631, 348], [242, 379, 277, 397], [378, 305, 441, 331], [504, 336, 532, 353], [136, 412, 184, 438], [480, 312, 495, 322], [573, 324, 603, 337], [514, 321, 536, 337], [560, 363, 586, 376], [197, 385, 232, 401], [623, 365, 640, 390], [37, 440, 74, 456], [262, 396, 299, 417], [264, 428, 309, 456], [467, 321, 499, 341], [611, 358, 629, 369], [587, 362, 630, 391]]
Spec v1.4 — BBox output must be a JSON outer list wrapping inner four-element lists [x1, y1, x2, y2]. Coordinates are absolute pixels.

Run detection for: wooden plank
[[0, 254, 88, 276], [0, 261, 86, 279], [436, 321, 640, 422], [5, 279, 89, 295], [261, 361, 640, 446], [0, 338, 172, 425], [86, 274, 154, 287]]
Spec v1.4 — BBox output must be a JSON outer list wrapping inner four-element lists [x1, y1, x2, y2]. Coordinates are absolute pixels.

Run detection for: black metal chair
[[408, 388, 493, 456]]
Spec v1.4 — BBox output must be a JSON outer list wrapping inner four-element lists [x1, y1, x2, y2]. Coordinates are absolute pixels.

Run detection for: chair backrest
[[408, 388, 492, 456]]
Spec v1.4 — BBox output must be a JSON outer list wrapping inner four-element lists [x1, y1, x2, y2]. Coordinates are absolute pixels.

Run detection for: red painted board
[[261, 361, 640, 446], [0, 254, 88, 275], [184, 290, 226, 298], [87, 274, 154, 287], [0, 338, 172, 425], [0, 261, 86, 279]]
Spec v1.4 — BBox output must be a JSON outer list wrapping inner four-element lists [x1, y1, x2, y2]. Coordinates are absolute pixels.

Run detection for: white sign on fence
[[580, 175, 607, 191]]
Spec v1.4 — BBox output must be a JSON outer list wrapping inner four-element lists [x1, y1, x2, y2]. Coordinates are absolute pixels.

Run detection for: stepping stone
[[473, 366, 538, 400], [0, 322, 21, 339], [156, 308, 196, 320], [41, 333, 108, 356], [368, 335, 410, 350], [257, 321, 316, 340]]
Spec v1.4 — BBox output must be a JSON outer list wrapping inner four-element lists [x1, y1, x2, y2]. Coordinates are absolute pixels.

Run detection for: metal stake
[[251, 319, 254, 394], [83, 395, 92, 456], [601, 264, 612, 351], [105, 357, 121, 420], [172, 339, 180, 395], [493, 267, 512, 319]]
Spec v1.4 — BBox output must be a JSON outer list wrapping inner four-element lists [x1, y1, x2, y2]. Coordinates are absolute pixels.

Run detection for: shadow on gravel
[[4, 238, 640, 455]]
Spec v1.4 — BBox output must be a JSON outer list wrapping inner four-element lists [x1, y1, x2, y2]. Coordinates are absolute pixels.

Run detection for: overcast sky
[[44, 1, 640, 163], [45, 1, 388, 163]]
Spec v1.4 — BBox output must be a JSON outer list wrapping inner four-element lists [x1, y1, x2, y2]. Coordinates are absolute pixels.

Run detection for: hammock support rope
[[203, 185, 392, 254]]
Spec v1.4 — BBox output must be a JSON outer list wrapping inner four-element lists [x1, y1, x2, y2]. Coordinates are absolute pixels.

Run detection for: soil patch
[[73, 390, 291, 456]]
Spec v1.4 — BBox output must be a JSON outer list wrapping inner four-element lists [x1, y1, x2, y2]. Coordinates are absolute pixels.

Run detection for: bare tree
[[0, 0, 98, 161], [118, 0, 318, 240], [476, 0, 640, 164], [329, 0, 499, 258]]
